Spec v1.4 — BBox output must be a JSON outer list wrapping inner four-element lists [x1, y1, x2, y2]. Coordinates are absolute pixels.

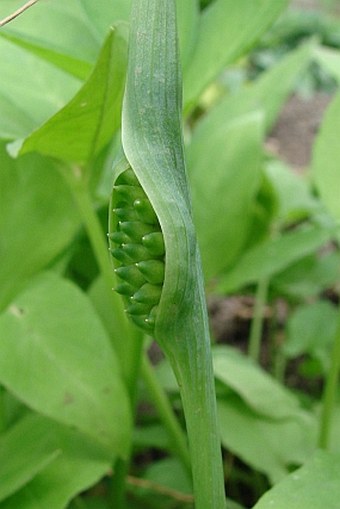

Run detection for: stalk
[[58, 166, 141, 509], [59, 165, 129, 342], [248, 277, 269, 362], [141, 355, 191, 474], [318, 308, 340, 449], [120, 1, 227, 506], [169, 342, 226, 508], [0, 386, 6, 432]]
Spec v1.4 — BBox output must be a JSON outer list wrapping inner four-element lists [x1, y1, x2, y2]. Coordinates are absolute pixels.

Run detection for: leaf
[[312, 90, 340, 221], [265, 160, 321, 225], [16, 27, 128, 163], [0, 273, 131, 456], [0, 144, 79, 311], [314, 45, 340, 83], [0, 415, 60, 502], [175, 0, 199, 70], [0, 413, 112, 509], [0, 38, 80, 140], [0, 0, 196, 79], [218, 396, 316, 484], [0, 32, 92, 81], [253, 451, 340, 509], [273, 251, 340, 299], [188, 112, 264, 280], [213, 346, 300, 420], [284, 301, 338, 371], [80, 0, 131, 36], [217, 224, 335, 294], [192, 42, 313, 144], [0, 0, 101, 66], [143, 458, 192, 496], [183, 0, 288, 110]]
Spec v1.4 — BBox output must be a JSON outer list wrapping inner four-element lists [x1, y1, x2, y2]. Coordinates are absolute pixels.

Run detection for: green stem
[[59, 165, 142, 509], [0, 386, 6, 433], [170, 342, 226, 509], [141, 355, 191, 473], [59, 165, 132, 370], [318, 307, 340, 449], [273, 346, 286, 383], [248, 277, 269, 362]]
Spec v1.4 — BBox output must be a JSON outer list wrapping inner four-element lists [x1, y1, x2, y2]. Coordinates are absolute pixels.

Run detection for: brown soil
[[266, 93, 332, 169]]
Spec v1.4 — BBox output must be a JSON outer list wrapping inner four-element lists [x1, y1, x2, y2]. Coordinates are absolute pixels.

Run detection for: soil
[[267, 93, 332, 169]]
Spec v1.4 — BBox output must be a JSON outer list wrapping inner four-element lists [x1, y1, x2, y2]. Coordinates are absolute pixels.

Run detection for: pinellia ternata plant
[[108, 0, 226, 507]]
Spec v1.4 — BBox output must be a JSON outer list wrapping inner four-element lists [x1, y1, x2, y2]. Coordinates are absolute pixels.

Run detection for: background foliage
[[1, 0, 340, 508]]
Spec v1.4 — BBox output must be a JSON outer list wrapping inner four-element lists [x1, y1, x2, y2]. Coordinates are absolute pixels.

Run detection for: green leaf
[[175, 0, 199, 70], [217, 224, 335, 294], [80, 0, 198, 70], [193, 42, 313, 143], [79, 0, 131, 38], [16, 28, 128, 163], [328, 404, 340, 453], [188, 112, 264, 280], [0, 144, 79, 310], [265, 160, 321, 225], [0, 273, 131, 456], [253, 451, 340, 509], [0, 415, 60, 502], [0, 0, 196, 80], [0, 0, 101, 65], [143, 458, 192, 496], [0, 38, 80, 140], [218, 396, 316, 484], [273, 251, 340, 299], [312, 91, 340, 222], [213, 346, 300, 420], [314, 45, 340, 83], [0, 32, 92, 81], [183, 0, 288, 110], [284, 301, 338, 371], [0, 413, 112, 509]]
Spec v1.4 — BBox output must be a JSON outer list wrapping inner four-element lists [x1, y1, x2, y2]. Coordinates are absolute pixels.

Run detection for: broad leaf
[[192, 42, 313, 146], [0, 0, 197, 78], [213, 346, 300, 420], [0, 0, 101, 65], [0, 32, 92, 81], [188, 112, 264, 280], [0, 413, 112, 509], [284, 301, 338, 372], [17, 27, 128, 163], [265, 160, 321, 225], [253, 451, 340, 509], [218, 396, 316, 484], [0, 415, 60, 502], [314, 46, 340, 83], [312, 90, 340, 221], [217, 224, 335, 294], [143, 458, 192, 496], [175, 0, 199, 70], [0, 273, 131, 456], [183, 0, 288, 110], [273, 251, 340, 299], [0, 38, 80, 140], [0, 144, 79, 310]]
